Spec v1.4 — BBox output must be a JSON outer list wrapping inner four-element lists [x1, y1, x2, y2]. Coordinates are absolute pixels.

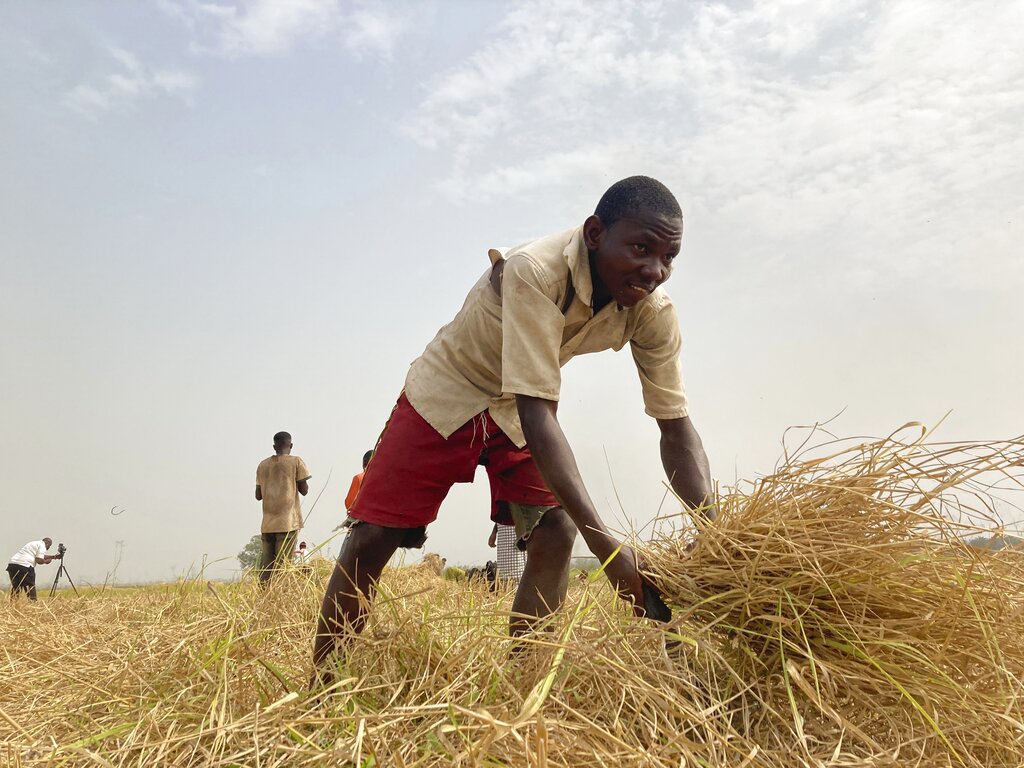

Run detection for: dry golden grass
[[2, 425, 1023, 767]]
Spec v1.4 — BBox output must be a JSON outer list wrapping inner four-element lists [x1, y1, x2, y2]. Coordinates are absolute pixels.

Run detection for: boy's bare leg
[[311, 522, 405, 681], [509, 507, 576, 636]]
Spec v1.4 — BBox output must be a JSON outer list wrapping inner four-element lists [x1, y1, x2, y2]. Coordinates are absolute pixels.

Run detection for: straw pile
[[1, 426, 1023, 767], [645, 426, 1024, 765]]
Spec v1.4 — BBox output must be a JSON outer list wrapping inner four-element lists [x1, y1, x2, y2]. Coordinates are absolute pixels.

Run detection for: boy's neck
[[588, 251, 612, 311]]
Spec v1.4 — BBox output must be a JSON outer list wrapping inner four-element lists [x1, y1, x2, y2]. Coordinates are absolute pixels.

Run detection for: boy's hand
[[602, 544, 673, 621]]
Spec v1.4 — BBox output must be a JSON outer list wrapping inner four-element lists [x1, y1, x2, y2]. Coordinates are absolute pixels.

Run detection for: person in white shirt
[[7, 537, 61, 600]]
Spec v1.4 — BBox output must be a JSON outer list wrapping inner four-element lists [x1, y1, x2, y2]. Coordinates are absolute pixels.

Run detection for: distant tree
[[238, 534, 262, 571], [967, 534, 1023, 551]]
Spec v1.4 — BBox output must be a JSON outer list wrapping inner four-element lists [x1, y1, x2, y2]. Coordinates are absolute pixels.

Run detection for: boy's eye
[[634, 243, 648, 254]]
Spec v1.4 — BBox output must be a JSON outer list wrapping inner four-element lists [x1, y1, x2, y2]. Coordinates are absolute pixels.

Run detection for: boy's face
[[584, 212, 683, 308]]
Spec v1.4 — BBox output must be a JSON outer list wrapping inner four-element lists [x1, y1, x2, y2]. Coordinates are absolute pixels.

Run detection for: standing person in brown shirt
[[255, 431, 311, 584], [313, 176, 715, 679]]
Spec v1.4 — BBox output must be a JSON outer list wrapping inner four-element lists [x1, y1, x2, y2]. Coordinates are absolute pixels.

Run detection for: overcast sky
[[2, 0, 1022, 585]]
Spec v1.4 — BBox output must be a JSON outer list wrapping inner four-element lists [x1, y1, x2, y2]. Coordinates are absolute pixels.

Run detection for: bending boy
[[314, 176, 713, 673]]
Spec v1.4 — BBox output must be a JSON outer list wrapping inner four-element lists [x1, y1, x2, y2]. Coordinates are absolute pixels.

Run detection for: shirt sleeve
[[629, 299, 689, 420], [295, 457, 312, 482], [500, 254, 565, 400]]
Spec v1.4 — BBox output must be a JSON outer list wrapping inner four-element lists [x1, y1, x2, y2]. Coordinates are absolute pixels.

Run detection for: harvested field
[[2, 427, 1024, 767]]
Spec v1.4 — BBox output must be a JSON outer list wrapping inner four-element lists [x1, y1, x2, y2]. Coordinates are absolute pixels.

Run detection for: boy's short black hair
[[362, 450, 374, 468], [274, 431, 292, 446], [594, 176, 682, 228]]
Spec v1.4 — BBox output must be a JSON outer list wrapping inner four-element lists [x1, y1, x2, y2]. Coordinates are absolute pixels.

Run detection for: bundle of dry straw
[[1, 426, 1022, 767], [644, 424, 1024, 765]]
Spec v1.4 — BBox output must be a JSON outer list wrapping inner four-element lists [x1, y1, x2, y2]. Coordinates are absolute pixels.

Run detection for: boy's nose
[[640, 260, 667, 283]]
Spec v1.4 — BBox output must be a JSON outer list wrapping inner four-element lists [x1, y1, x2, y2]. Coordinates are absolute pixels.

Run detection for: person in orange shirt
[[344, 450, 374, 512]]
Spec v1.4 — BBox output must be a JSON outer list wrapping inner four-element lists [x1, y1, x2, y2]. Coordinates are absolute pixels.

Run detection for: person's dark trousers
[[6, 563, 37, 600], [259, 530, 298, 583]]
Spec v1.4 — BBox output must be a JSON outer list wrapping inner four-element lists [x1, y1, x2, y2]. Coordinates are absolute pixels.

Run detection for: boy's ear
[[582, 214, 604, 251]]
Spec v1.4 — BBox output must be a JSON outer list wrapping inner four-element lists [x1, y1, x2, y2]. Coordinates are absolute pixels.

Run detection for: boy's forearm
[[657, 416, 715, 520], [516, 396, 617, 559]]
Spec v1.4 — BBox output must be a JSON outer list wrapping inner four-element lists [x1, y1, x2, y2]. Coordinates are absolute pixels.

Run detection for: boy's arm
[[517, 395, 645, 609], [656, 416, 715, 520], [296, 458, 311, 496], [255, 485, 262, 501]]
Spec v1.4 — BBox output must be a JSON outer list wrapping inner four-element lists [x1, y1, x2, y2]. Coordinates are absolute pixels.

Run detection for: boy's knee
[[338, 522, 411, 577], [528, 508, 576, 557]]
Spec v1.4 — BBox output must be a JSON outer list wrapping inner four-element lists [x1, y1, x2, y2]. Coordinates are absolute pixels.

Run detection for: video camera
[[57, 542, 66, 558]]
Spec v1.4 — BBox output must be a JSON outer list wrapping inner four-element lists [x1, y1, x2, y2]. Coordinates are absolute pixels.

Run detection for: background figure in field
[[255, 431, 311, 584], [482, 453, 528, 587], [6, 537, 61, 600], [488, 520, 526, 586], [294, 541, 308, 563], [345, 450, 374, 513], [484, 560, 498, 591]]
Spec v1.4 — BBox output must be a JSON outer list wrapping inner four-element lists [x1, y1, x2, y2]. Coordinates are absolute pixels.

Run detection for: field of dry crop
[[2, 426, 1023, 767]]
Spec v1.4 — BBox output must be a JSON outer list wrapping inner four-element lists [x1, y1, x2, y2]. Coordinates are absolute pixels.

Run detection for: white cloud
[[151, 70, 199, 95], [404, 0, 1024, 285], [64, 83, 113, 117], [160, 0, 409, 58], [343, 4, 408, 59], [108, 46, 142, 73], [214, 0, 340, 55], [63, 46, 198, 119]]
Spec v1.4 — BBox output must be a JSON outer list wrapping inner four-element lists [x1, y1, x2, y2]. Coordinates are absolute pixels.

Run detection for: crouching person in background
[[7, 537, 61, 601]]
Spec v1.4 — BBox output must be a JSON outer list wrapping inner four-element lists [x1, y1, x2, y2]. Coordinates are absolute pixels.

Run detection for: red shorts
[[350, 393, 559, 530]]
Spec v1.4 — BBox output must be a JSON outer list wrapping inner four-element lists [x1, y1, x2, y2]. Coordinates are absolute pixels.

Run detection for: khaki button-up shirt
[[256, 454, 311, 534], [404, 226, 689, 448]]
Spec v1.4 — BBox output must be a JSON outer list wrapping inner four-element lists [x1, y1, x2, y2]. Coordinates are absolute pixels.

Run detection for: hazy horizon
[[3, 0, 1023, 586]]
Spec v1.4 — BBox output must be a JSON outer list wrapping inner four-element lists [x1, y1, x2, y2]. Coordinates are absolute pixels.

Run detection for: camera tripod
[[49, 554, 80, 597]]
